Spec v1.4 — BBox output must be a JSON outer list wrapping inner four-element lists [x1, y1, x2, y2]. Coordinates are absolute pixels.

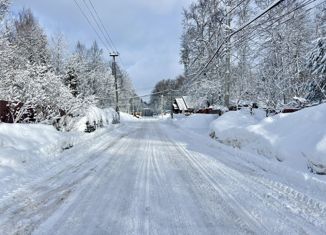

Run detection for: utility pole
[[225, 1, 231, 109], [131, 98, 134, 116], [161, 94, 164, 118], [170, 89, 173, 119], [110, 52, 120, 122]]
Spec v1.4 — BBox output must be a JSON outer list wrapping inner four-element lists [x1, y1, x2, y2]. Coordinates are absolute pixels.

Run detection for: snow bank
[[72, 106, 118, 132], [0, 107, 120, 197], [172, 114, 218, 135], [0, 123, 75, 181], [210, 105, 326, 174], [120, 112, 139, 122]]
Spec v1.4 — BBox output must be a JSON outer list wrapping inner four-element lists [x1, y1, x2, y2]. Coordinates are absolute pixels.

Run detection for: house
[[173, 97, 187, 113], [173, 96, 196, 114], [142, 108, 154, 117]]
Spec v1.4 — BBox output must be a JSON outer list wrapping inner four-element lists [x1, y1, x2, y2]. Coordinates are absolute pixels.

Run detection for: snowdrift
[[71, 106, 119, 132], [120, 112, 139, 122], [0, 107, 119, 196], [210, 105, 326, 174], [172, 114, 218, 135], [0, 124, 76, 184]]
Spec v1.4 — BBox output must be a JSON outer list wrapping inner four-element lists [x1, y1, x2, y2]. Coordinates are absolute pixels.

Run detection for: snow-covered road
[[1, 119, 326, 234]]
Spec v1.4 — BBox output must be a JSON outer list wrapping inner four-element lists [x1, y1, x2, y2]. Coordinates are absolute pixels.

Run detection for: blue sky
[[10, 0, 193, 96]]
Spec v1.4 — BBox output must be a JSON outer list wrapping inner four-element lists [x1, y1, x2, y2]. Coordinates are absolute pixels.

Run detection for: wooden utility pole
[[161, 94, 164, 118], [225, 1, 231, 108], [110, 52, 120, 121], [170, 89, 173, 119]]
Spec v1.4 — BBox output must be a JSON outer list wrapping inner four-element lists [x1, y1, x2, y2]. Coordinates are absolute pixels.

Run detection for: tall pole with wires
[[110, 52, 120, 121], [161, 94, 164, 118], [225, 0, 232, 108]]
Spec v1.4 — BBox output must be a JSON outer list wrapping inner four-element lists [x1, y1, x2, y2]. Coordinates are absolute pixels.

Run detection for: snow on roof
[[182, 96, 195, 109], [293, 96, 308, 103], [175, 98, 188, 111]]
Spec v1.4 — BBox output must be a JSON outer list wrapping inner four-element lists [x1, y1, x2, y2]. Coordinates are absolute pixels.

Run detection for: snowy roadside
[[210, 104, 326, 175], [170, 114, 219, 136], [170, 110, 326, 202], [0, 107, 123, 199]]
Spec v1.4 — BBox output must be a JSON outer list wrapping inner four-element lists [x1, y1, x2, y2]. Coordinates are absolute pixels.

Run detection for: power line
[[186, 0, 250, 71], [84, 0, 130, 73], [81, 0, 115, 52], [87, 0, 118, 52], [187, 0, 319, 81], [72, 0, 111, 53], [228, 0, 322, 57], [229, 0, 320, 51], [178, 0, 322, 108], [105, 0, 324, 106], [197, 0, 287, 77], [73, 0, 129, 75], [227, 0, 250, 15]]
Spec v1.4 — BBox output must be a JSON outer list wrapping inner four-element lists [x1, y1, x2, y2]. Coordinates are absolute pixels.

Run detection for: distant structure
[[173, 96, 195, 114], [172, 96, 224, 116], [142, 108, 154, 117]]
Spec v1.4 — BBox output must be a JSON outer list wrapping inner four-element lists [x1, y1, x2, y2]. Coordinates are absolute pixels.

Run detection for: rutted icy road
[[1, 119, 326, 234]]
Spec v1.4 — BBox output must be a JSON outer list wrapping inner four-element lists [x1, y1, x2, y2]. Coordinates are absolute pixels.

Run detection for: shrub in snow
[[71, 106, 118, 133]]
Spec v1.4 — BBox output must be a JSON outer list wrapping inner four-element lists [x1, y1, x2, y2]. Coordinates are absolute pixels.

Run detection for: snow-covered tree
[[180, 0, 227, 105], [0, 7, 136, 126], [50, 32, 67, 75], [0, 64, 83, 122], [12, 9, 50, 67], [0, 0, 9, 22], [150, 76, 186, 112], [66, 41, 116, 107], [315, 3, 326, 38], [180, 0, 319, 110], [306, 37, 326, 102], [231, 0, 256, 105]]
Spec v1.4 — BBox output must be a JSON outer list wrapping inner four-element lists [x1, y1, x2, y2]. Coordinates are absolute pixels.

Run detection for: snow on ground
[[1, 112, 326, 234], [0, 107, 120, 198], [119, 112, 139, 122], [0, 123, 76, 195], [171, 114, 218, 135], [210, 104, 326, 174]]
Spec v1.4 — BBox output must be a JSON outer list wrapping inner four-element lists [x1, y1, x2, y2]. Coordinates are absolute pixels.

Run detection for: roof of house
[[182, 96, 195, 109], [175, 98, 188, 111]]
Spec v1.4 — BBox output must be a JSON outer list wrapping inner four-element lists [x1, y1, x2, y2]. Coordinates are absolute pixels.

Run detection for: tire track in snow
[[164, 122, 326, 234], [2, 120, 325, 234], [155, 126, 258, 234], [35, 124, 146, 235], [177, 137, 326, 233], [167, 138, 265, 233], [0, 125, 141, 235]]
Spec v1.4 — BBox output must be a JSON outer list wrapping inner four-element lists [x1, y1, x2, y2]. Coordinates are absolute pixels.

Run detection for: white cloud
[[136, 0, 193, 14], [11, 0, 192, 95]]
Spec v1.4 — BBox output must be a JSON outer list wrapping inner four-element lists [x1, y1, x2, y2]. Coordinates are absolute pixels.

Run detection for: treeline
[[0, 2, 137, 124], [149, 75, 186, 111], [175, 0, 325, 110]]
